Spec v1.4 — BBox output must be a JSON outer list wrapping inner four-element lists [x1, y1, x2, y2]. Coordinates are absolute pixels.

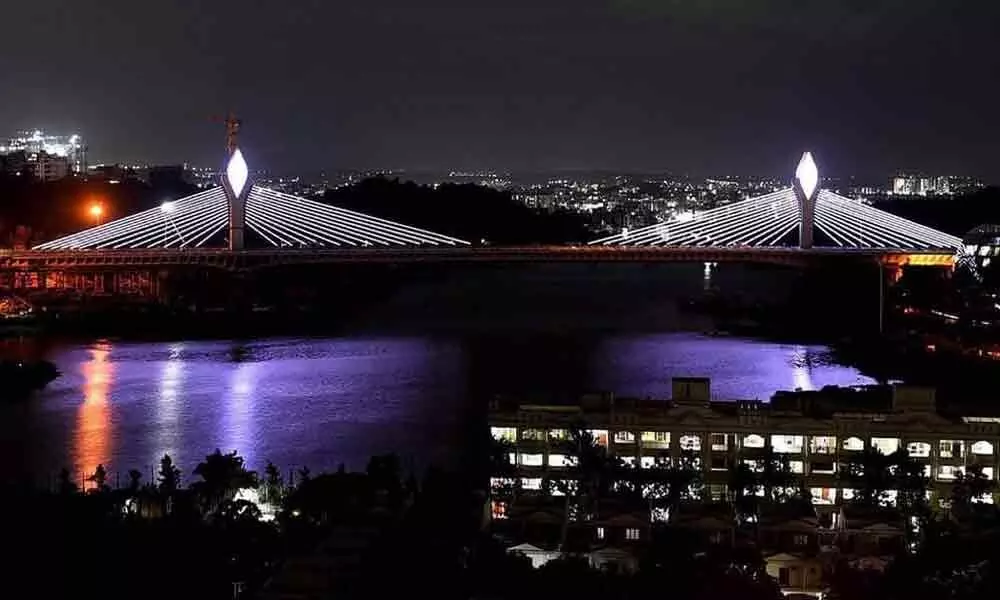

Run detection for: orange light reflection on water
[[74, 342, 113, 482]]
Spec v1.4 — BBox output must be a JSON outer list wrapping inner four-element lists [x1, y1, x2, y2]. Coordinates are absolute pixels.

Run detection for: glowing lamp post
[[224, 148, 250, 250], [89, 203, 104, 226], [794, 152, 819, 249]]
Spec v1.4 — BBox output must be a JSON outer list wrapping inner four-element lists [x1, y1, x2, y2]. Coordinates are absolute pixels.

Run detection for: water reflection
[[222, 358, 259, 466], [74, 341, 113, 478], [156, 343, 184, 465], [791, 346, 814, 391]]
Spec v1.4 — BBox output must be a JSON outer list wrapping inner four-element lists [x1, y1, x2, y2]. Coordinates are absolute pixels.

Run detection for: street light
[[160, 201, 184, 248], [89, 203, 104, 226]]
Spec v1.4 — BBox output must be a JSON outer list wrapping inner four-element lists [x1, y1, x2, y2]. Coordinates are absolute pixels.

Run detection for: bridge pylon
[[220, 114, 250, 251], [793, 151, 819, 250]]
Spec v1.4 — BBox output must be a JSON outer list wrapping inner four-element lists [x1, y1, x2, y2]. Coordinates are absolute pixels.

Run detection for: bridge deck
[[0, 246, 955, 270]]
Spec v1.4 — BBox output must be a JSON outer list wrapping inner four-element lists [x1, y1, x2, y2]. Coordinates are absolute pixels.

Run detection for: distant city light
[[89, 203, 103, 218], [795, 152, 819, 200]]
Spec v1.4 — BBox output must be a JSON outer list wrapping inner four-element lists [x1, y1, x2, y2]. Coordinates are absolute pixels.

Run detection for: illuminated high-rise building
[[0, 130, 87, 174]]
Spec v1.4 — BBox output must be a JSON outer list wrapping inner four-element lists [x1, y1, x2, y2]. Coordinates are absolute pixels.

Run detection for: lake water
[[0, 333, 872, 484], [0, 263, 877, 484]]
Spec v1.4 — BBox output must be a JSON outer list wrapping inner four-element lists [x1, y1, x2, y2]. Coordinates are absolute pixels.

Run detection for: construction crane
[[210, 112, 242, 156]]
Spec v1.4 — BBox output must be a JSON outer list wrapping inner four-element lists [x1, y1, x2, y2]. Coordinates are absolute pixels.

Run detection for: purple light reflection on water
[[0, 332, 874, 483], [592, 333, 875, 400]]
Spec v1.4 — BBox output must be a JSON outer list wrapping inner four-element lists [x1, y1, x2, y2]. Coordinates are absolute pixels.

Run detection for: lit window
[[883, 490, 898, 506], [842, 437, 865, 451], [508, 453, 517, 465], [491, 427, 517, 442], [975, 494, 995, 504], [743, 434, 766, 449], [597, 527, 605, 540], [548, 429, 569, 441], [589, 430, 609, 446], [939, 440, 964, 459], [809, 436, 836, 455], [491, 501, 508, 520], [937, 465, 959, 481], [811, 461, 836, 475], [810, 488, 836, 505], [972, 441, 995, 456], [614, 431, 636, 444], [794, 534, 808, 546], [744, 459, 763, 473], [771, 435, 804, 453], [984, 467, 995, 480], [490, 477, 516, 491], [548, 454, 571, 468], [711, 433, 729, 452], [680, 435, 702, 451], [789, 461, 804, 474], [521, 478, 543, 490], [620, 456, 637, 467], [640, 456, 657, 469], [923, 465, 932, 477], [641, 431, 670, 444], [520, 454, 544, 467], [842, 488, 856, 500], [625, 528, 640, 541], [907, 442, 931, 457], [872, 437, 900, 455], [522, 429, 546, 441]]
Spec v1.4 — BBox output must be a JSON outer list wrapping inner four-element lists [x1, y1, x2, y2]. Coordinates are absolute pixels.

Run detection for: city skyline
[[2, 1, 999, 179]]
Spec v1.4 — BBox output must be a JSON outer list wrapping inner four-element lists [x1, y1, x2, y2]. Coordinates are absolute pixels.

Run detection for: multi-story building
[[1, 130, 86, 175], [29, 150, 70, 182], [489, 377, 1000, 513]]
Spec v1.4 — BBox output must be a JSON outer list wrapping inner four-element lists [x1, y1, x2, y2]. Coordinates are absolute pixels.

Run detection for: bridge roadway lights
[[1, 247, 956, 274]]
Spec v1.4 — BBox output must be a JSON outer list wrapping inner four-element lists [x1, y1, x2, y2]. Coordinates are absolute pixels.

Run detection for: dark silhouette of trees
[[157, 453, 181, 493], [323, 177, 591, 244], [190, 449, 258, 516]]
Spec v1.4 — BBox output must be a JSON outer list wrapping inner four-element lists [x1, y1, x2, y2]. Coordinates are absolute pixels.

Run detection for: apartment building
[[489, 377, 1000, 511]]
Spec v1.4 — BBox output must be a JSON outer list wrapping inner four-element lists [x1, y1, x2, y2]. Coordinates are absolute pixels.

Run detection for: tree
[[951, 464, 995, 513], [758, 448, 798, 502], [840, 447, 895, 506], [87, 464, 109, 493], [191, 449, 258, 516], [57, 467, 77, 495], [729, 461, 761, 525], [157, 454, 181, 494], [262, 461, 283, 505], [126, 469, 143, 493]]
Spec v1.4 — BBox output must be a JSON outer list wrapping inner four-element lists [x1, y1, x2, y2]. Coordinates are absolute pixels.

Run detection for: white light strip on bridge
[[32, 184, 470, 250], [34, 187, 229, 250], [589, 186, 962, 250]]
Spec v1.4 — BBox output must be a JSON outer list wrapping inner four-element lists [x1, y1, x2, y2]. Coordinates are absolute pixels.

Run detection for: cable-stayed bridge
[[1, 131, 964, 296]]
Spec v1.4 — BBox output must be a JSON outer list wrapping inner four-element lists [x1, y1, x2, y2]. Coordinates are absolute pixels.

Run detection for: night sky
[[3, 0, 998, 179]]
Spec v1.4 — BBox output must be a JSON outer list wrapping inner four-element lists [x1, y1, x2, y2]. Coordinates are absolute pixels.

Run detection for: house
[[507, 543, 562, 569], [836, 506, 906, 561]]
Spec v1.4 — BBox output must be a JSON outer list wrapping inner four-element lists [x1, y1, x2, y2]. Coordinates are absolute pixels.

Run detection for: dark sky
[[3, 0, 998, 179]]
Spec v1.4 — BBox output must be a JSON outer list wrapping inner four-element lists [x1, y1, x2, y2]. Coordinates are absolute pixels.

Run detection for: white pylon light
[[226, 148, 249, 197], [795, 151, 819, 200]]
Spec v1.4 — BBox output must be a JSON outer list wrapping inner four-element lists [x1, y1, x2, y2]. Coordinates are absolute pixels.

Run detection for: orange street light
[[89, 203, 104, 225]]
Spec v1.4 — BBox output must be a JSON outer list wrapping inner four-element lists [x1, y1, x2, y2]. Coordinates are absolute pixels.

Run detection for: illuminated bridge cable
[[33, 184, 470, 250], [589, 186, 962, 251]]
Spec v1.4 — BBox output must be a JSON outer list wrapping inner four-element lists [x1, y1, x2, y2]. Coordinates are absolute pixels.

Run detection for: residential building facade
[[489, 378, 1000, 514]]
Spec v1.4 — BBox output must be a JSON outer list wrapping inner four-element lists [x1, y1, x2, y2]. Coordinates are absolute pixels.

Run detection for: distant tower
[[221, 113, 248, 250], [794, 152, 819, 249]]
